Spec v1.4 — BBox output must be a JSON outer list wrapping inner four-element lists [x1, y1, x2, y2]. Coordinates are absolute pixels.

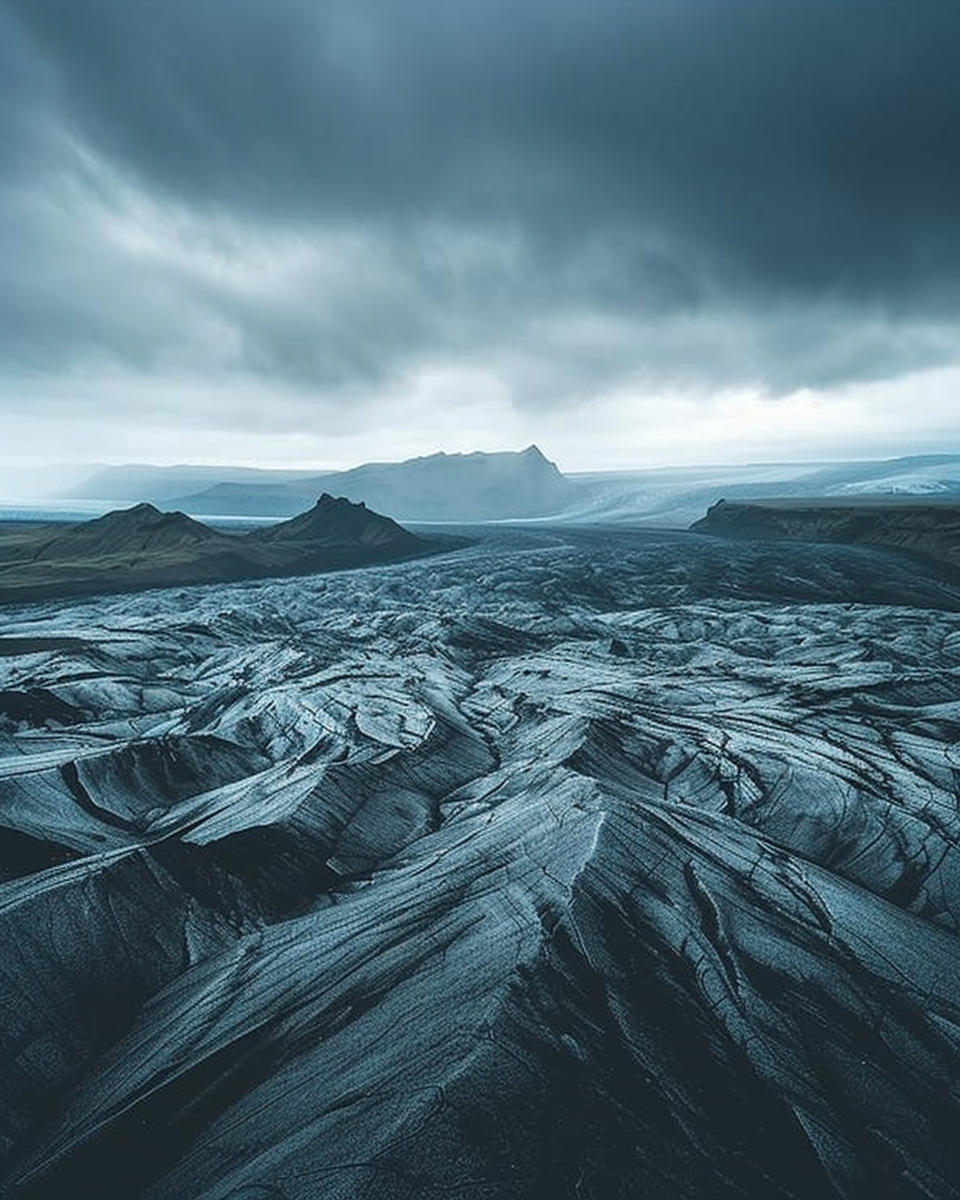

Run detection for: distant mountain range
[[54, 449, 960, 526], [0, 495, 447, 606], [58, 464, 323, 504], [62, 446, 579, 522]]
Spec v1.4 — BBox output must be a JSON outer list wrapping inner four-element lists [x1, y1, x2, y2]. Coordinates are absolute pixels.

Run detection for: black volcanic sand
[[3, 526, 960, 1198], [0, 496, 464, 606]]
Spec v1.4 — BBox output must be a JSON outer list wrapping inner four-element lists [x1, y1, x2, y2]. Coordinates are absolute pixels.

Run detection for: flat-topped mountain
[[691, 497, 960, 575], [0, 497, 449, 606], [169, 445, 579, 521], [316, 444, 577, 522]]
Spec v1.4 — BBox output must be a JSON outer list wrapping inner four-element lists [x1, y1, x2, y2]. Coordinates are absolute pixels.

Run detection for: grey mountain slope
[[169, 445, 579, 520]]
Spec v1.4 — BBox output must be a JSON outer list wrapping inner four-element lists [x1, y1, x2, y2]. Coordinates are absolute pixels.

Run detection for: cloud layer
[[2, 0, 959, 465]]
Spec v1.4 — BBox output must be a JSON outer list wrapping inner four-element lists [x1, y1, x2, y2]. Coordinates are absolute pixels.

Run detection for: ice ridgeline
[[3, 525, 960, 1199]]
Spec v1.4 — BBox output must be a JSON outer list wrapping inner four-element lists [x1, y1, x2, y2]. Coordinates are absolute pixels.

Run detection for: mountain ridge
[[49, 449, 960, 527], [168, 444, 577, 521]]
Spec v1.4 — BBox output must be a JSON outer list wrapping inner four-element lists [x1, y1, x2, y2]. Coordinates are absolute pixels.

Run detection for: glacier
[[2, 525, 960, 1198]]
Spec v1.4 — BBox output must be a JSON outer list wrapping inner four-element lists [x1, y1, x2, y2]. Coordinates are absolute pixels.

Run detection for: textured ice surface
[[3, 526, 960, 1197]]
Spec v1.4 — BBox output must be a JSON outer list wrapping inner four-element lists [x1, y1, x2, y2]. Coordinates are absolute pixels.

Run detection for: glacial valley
[[2, 525, 960, 1198]]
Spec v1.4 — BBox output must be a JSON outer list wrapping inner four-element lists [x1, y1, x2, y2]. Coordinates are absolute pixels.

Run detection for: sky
[[2, 0, 959, 475]]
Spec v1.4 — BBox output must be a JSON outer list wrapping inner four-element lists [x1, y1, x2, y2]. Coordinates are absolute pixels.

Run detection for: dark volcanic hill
[[30, 503, 222, 560], [170, 444, 580, 520], [0, 498, 445, 606], [691, 497, 960, 575], [252, 492, 421, 551]]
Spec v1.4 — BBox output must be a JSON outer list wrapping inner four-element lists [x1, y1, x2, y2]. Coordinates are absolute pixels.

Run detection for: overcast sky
[[2, 0, 959, 474]]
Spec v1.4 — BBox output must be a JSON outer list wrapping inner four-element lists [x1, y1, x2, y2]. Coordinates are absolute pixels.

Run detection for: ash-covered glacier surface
[[3, 526, 960, 1199]]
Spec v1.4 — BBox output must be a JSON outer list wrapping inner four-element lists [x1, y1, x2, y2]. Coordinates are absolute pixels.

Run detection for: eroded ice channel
[[3, 525, 960, 1198]]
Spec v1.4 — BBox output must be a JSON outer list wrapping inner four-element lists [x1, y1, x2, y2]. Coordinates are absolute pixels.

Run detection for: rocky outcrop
[[691, 497, 960, 575]]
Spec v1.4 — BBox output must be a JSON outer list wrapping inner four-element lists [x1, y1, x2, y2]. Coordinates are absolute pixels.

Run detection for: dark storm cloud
[[3, 0, 960, 401]]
